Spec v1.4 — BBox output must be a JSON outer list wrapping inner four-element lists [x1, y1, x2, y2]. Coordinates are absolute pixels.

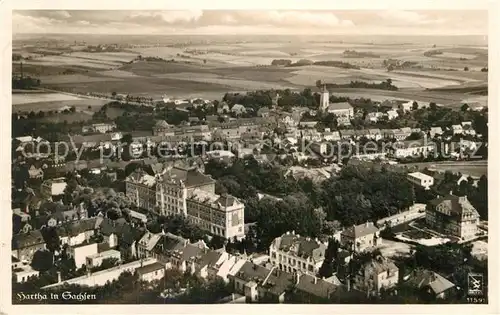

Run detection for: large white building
[[407, 172, 435, 190], [156, 166, 245, 240], [269, 231, 327, 276]]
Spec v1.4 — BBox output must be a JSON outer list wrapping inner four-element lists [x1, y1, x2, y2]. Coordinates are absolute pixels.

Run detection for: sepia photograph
[[6, 4, 493, 310]]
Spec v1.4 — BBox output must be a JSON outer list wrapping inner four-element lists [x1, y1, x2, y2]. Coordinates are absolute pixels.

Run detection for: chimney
[[292, 230, 295, 235], [57, 271, 62, 283], [365, 222, 370, 227], [449, 190, 453, 196], [313, 276, 318, 284]]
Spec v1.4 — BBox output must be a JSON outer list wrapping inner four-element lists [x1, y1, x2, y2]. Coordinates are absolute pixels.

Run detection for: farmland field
[[12, 37, 488, 104], [12, 92, 84, 105], [13, 97, 109, 113]]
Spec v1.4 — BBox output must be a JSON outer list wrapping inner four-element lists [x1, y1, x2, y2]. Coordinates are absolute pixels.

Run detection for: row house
[[301, 130, 322, 142], [391, 139, 435, 158], [269, 231, 327, 276], [125, 169, 157, 211], [298, 121, 318, 129], [323, 129, 341, 142]]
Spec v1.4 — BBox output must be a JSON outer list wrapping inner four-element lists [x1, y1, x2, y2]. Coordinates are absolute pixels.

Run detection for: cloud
[[12, 10, 486, 35], [377, 10, 445, 26]]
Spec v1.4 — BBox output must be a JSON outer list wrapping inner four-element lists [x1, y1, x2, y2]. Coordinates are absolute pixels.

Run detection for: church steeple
[[320, 84, 329, 112]]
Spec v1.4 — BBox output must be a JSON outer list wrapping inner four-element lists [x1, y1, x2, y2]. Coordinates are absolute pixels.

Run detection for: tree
[[31, 250, 54, 272], [318, 238, 340, 278], [461, 103, 469, 112], [429, 102, 437, 111], [315, 80, 322, 88], [412, 101, 418, 110], [464, 67, 469, 71], [112, 91, 117, 97], [387, 64, 394, 72]]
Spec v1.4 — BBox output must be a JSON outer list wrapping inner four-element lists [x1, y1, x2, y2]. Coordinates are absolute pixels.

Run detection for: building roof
[[408, 172, 434, 181], [187, 189, 241, 210], [197, 249, 223, 266], [261, 268, 294, 297], [57, 217, 98, 237], [161, 166, 214, 188], [341, 222, 379, 239], [406, 269, 455, 295], [153, 233, 188, 254], [136, 262, 165, 275], [362, 255, 398, 275], [272, 232, 326, 263], [327, 102, 353, 111], [233, 261, 272, 283], [12, 230, 45, 249], [296, 274, 337, 299], [155, 120, 170, 128], [428, 194, 480, 218]]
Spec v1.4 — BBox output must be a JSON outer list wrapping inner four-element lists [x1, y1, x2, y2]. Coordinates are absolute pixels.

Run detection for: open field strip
[[12, 92, 84, 105], [39, 74, 124, 84], [13, 99, 109, 113], [67, 51, 137, 63]]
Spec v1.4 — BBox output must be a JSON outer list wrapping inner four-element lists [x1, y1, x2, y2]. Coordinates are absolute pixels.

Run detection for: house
[[137, 231, 163, 258], [451, 125, 463, 135], [269, 231, 327, 275], [68, 242, 99, 268], [98, 218, 142, 260], [41, 177, 67, 198], [193, 249, 238, 282], [231, 104, 247, 116], [391, 139, 435, 158], [407, 172, 434, 190], [353, 255, 399, 296], [405, 269, 455, 299], [47, 203, 89, 226], [229, 262, 292, 303], [319, 86, 354, 120], [429, 127, 443, 138], [136, 262, 166, 282], [217, 102, 231, 114], [257, 107, 271, 118], [12, 230, 46, 262], [426, 194, 480, 240], [82, 122, 116, 134], [85, 249, 122, 268], [128, 209, 148, 225], [323, 129, 341, 142], [294, 273, 338, 303], [340, 129, 357, 140], [368, 129, 382, 141], [457, 175, 479, 188], [13, 262, 40, 283], [366, 112, 383, 123], [57, 218, 98, 247], [28, 165, 44, 179], [340, 222, 380, 252], [298, 121, 318, 129], [383, 128, 411, 141], [399, 101, 413, 112], [386, 110, 399, 120], [152, 120, 174, 136]]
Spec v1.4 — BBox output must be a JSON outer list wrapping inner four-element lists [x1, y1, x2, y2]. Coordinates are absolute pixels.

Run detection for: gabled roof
[[296, 274, 337, 299], [428, 194, 479, 218], [233, 261, 272, 283], [341, 222, 379, 239], [273, 233, 326, 262], [12, 230, 45, 249], [327, 102, 352, 111], [406, 269, 455, 295]]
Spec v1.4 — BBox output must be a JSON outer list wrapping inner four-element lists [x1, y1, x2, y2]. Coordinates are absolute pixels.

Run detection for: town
[[10, 9, 489, 306], [12, 81, 488, 304]]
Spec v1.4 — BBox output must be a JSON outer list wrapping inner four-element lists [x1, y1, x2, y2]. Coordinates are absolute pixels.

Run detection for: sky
[[12, 10, 488, 36]]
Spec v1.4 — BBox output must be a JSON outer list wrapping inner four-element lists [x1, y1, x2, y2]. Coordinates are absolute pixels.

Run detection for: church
[[319, 85, 354, 126]]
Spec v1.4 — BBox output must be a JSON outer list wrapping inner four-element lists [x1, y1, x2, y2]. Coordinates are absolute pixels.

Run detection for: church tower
[[319, 84, 329, 111]]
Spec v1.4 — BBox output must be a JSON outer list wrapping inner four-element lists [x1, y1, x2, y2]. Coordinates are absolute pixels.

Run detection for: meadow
[[12, 39, 488, 104]]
